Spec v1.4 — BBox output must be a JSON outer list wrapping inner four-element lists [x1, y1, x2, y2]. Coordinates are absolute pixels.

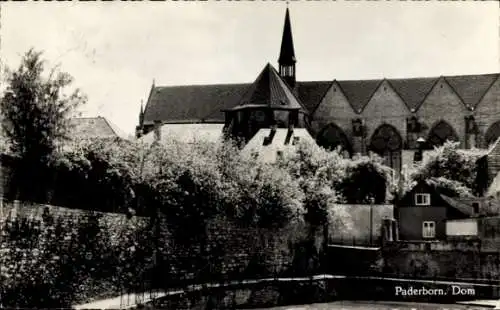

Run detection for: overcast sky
[[1, 2, 498, 136]]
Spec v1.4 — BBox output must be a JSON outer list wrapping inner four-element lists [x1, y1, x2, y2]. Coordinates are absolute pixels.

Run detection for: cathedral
[[136, 8, 500, 173]]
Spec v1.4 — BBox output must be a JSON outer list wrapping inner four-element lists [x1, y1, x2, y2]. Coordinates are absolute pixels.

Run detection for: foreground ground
[[254, 301, 494, 309]]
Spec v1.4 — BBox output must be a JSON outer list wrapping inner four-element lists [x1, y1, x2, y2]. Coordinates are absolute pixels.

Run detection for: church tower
[[278, 7, 297, 89]]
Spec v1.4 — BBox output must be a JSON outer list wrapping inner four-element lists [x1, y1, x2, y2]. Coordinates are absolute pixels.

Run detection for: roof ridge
[[413, 77, 441, 112], [443, 76, 471, 111], [154, 82, 251, 89], [102, 117, 127, 139], [310, 80, 335, 116], [142, 81, 157, 120], [335, 81, 359, 114], [362, 79, 385, 112], [385, 79, 414, 113], [472, 74, 500, 109]]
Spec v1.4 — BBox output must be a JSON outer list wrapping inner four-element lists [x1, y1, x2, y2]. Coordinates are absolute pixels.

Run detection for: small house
[[396, 180, 476, 241]]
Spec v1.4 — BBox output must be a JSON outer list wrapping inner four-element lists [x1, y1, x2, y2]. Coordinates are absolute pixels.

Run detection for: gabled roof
[[387, 77, 438, 112], [445, 74, 499, 109], [297, 81, 334, 113], [228, 63, 305, 112], [143, 83, 249, 124], [142, 73, 499, 125], [439, 194, 475, 216], [69, 117, 128, 140], [336, 79, 382, 113]]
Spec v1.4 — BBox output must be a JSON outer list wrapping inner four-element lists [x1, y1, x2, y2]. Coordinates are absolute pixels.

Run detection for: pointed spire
[[278, 7, 296, 65], [139, 100, 144, 126]]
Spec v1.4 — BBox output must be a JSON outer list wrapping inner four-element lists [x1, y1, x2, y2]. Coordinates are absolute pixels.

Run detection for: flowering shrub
[[338, 154, 394, 204], [407, 141, 486, 198], [1, 135, 404, 306]]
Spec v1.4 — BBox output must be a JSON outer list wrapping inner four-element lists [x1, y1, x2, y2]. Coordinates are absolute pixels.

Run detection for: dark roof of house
[[227, 63, 304, 112], [142, 73, 499, 125], [69, 117, 127, 139], [440, 194, 475, 217]]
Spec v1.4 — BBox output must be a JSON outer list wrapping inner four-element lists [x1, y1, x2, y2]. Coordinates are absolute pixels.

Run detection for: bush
[[407, 141, 486, 198], [338, 154, 394, 204]]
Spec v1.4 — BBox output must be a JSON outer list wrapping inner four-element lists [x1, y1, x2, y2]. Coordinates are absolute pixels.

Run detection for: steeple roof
[[227, 63, 305, 112], [278, 8, 296, 65]]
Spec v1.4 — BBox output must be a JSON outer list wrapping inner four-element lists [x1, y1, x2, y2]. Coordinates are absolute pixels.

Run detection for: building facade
[[136, 8, 500, 173], [396, 180, 475, 241]]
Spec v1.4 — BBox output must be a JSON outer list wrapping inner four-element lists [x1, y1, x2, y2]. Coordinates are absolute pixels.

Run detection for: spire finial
[[278, 6, 296, 65]]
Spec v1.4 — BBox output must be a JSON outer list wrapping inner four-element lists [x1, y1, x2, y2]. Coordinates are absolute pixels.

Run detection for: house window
[[422, 221, 436, 239], [415, 193, 431, 206]]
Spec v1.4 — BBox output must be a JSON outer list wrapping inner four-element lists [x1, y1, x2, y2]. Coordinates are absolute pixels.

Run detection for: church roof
[[142, 73, 499, 125], [278, 8, 296, 65], [387, 77, 438, 111], [241, 128, 315, 163], [336, 79, 382, 112], [143, 83, 249, 124], [69, 117, 128, 140], [444, 73, 499, 110], [227, 63, 305, 112], [297, 81, 334, 113]]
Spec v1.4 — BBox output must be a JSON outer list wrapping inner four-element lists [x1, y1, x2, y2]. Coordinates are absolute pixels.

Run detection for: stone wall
[[381, 241, 500, 280]]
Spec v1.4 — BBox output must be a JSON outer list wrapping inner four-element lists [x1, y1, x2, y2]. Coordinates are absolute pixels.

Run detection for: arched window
[[369, 124, 403, 173], [427, 120, 459, 148], [485, 121, 500, 147], [317, 123, 352, 157]]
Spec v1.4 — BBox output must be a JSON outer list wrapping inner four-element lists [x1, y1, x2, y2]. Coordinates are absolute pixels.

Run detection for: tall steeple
[[278, 7, 296, 89]]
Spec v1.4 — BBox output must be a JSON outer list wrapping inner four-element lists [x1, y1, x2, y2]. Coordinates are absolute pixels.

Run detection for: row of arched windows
[[317, 120, 500, 173]]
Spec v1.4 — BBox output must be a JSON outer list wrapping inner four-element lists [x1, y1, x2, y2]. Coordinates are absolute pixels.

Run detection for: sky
[[1, 2, 498, 136]]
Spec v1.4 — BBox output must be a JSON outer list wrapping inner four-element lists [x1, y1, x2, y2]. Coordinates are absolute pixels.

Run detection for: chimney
[[153, 120, 162, 141]]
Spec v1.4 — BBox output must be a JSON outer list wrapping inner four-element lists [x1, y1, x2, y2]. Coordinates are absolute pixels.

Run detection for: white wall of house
[[446, 219, 478, 236]]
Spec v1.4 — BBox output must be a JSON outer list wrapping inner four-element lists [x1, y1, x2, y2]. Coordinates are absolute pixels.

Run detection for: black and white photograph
[[0, 1, 499, 309]]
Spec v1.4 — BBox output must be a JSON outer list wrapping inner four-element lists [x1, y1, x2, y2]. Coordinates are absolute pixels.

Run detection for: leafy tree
[[0, 49, 86, 201], [1, 49, 86, 161], [337, 154, 394, 204], [408, 141, 486, 197]]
